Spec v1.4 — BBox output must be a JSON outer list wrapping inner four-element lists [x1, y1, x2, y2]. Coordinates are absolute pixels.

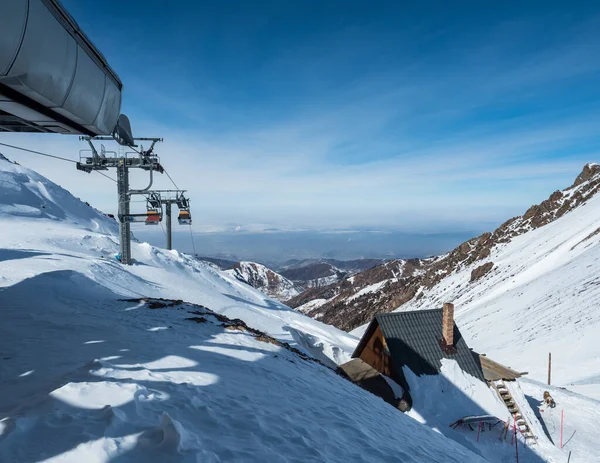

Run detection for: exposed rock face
[[226, 262, 302, 302], [574, 163, 600, 186], [470, 262, 494, 282], [290, 164, 600, 331]]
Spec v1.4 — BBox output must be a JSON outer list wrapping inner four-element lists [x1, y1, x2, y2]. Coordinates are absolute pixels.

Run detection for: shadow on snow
[[0, 270, 547, 462]]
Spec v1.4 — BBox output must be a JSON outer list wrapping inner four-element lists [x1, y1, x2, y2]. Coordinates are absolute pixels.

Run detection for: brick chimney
[[442, 302, 455, 348]]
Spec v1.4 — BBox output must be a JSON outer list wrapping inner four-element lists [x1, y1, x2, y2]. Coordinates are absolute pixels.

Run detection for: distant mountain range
[[199, 256, 385, 302]]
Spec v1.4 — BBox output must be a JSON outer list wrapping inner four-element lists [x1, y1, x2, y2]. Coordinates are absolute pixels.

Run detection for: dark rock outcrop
[[470, 262, 494, 282]]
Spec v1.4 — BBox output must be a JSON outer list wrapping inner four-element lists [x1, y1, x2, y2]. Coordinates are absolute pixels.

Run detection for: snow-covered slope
[[0, 157, 483, 462], [520, 378, 600, 463], [403, 360, 564, 462], [225, 261, 301, 301], [396, 170, 600, 392], [313, 163, 600, 394], [0, 154, 117, 235]]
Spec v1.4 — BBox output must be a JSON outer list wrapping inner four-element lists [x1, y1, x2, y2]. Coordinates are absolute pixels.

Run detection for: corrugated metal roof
[[375, 309, 485, 381]]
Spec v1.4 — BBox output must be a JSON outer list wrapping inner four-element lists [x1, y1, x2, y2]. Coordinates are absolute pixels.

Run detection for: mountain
[[201, 257, 383, 301], [0, 156, 488, 462], [196, 255, 238, 270], [278, 258, 384, 289], [293, 163, 600, 392], [3, 155, 599, 461], [280, 261, 346, 288], [278, 258, 384, 273], [225, 261, 302, 301]]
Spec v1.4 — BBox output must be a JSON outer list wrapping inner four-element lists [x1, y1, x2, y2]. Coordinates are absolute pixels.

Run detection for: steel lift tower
[[141, 190, 192, 250], [76, 136, 164, 264]]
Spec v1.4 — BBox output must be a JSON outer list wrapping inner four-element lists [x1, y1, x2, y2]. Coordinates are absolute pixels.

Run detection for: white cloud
[[2, 13, 599, 232]]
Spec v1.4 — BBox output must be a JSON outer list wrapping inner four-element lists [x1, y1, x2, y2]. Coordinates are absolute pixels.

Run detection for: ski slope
[[0, 157, 485, 461]]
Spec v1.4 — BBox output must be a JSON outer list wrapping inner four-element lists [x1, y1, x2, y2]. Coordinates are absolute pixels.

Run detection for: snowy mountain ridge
[[225, 261, 302, 301]]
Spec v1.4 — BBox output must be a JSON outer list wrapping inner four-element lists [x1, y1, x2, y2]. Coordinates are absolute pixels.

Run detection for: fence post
[[560, 409, 564, 449], [514, 415, 519, 463]]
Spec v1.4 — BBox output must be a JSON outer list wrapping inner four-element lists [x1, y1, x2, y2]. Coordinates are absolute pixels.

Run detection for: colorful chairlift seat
[[145, 210, 161, 225], [178, 210, 192, 225]]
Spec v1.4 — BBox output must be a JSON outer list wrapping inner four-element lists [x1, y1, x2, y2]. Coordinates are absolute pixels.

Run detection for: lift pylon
[[77, 136, 164, 264], [140, 190, 192, 250]]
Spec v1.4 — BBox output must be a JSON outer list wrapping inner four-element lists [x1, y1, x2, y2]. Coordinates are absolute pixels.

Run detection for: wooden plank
[[480, 355, 523, 381]]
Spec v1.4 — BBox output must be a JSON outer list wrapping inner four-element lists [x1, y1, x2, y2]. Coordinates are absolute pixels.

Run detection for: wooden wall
[[359, 325, 393, 377]]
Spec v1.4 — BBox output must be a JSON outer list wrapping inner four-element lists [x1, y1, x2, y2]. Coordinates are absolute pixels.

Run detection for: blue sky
[[6, 0, 600, 232]]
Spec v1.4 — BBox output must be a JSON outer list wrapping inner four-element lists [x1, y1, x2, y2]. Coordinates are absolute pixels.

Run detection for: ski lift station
[[0, 0, 122, 136], [0, 0, 194, 264]]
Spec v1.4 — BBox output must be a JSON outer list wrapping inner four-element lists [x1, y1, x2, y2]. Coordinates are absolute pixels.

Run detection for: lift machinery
[[77, 136, 164, 264]]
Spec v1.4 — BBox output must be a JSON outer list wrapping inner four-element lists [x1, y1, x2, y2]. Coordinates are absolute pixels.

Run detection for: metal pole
[[166, 201, 172, 250], [560, 409, 564, 449], [548, 352, 552, 386], [117, 160, 132, 264]]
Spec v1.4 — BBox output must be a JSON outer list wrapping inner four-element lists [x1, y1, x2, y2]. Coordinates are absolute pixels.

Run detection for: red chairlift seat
[[145, 210, 161, 225]]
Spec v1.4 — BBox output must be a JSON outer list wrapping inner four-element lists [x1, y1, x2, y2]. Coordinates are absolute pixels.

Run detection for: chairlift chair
[[145, 192, 162, 225], [178, 209, 192, 225], [176, 193, 192, 225], [145, 209, 161, 225]]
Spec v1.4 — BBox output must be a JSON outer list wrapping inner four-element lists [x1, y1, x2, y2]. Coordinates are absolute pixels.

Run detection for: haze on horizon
[[2, 0, 600, 235]]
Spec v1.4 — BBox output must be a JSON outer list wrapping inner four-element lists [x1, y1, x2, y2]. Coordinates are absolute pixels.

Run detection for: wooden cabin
[[342, 303, 527, 414]]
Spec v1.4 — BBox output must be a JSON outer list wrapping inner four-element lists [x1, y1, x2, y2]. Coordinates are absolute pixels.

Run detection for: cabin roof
[[353, 309, 485, 382], [478, 354, 524, 381]]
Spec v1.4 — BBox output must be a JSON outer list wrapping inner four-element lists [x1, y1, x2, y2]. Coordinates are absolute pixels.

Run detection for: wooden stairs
[[492, 380, 537, 444]]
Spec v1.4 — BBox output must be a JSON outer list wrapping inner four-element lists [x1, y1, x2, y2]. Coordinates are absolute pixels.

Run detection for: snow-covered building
[[343, 303, 546, 453], [344, 303, 485, 409]]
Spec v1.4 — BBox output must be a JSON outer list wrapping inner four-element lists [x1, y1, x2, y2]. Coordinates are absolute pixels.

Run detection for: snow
[[347, 280, 389, 301], [381, 374, 404, 399], [0, 157, 484, 462], [295, 298, 328, 313], [395, 182, 600, 395], [520, 378, 600, 463], [401, 359, 573, 461], [404, 359, 548, 461]]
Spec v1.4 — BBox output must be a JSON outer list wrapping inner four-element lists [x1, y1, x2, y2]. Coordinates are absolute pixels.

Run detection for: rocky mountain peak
[[227, 261, 301, 302], [573, 163, 600, 187]]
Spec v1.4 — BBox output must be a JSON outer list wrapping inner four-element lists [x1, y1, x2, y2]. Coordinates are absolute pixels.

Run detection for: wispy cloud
[[4, 6, 600, 233]]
